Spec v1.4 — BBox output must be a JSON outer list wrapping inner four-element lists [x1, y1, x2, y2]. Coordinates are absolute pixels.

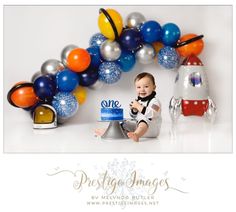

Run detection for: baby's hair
[[134, 72, 156, 86]]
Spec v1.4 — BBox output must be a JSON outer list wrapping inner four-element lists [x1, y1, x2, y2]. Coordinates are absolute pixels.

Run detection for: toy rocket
[[169, 54, 217, 123]]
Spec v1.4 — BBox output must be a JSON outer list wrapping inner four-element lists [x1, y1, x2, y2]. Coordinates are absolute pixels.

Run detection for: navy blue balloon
[[119, 28, 142, 51], [78, 66, 99, 86], [140, 20, 162, 43], [162, 23, 181, 46], [116, 50, 136, 72], [89, 33, 107, 47], [44, 74, 55, 81], [56, 69, 79, 92], [33, 76, 57, 102], [87, 46, 103, 68]]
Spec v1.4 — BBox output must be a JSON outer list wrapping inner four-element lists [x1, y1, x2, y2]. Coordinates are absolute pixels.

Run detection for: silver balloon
[[41, 59, 65, 75], [126, 12, 146, 29], [61, 44, 78, 67], [31, 70, 43, 82], [100, 40, 121, 61], [135, 44, 155, 64]]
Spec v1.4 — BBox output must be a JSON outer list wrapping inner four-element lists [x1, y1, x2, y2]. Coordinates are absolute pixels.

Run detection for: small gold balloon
[[72, 86, 87, 105], [152, 42, 164, 54]]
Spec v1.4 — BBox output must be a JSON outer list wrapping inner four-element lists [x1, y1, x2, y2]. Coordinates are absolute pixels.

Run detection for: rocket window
[[189, 72, 202, 87]]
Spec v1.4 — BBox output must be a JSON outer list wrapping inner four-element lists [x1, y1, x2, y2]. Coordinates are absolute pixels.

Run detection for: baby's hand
[[130, 100, 143, 112]]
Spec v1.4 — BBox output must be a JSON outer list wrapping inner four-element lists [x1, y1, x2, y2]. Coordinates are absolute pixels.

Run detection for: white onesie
[[122, 91, 162, 138]]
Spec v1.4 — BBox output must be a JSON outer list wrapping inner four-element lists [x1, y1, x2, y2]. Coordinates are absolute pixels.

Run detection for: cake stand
[[99, 119, 128, 140]]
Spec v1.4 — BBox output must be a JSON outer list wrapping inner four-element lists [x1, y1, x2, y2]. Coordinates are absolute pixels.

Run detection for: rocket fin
[[205, 98, 217, 123], [169, 96, 182, 123]]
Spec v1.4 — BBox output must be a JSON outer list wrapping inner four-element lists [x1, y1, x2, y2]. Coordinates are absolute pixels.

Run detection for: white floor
[[4, 117, 232, 153]]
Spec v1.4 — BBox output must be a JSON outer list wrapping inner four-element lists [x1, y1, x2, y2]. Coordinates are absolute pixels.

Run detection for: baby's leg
[[94, 128, 106, 136], [127, 121, 148, 142]]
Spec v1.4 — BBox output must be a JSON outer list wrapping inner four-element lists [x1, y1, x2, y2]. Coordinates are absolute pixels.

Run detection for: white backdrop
[[3, 6, 233, 152], [1, 3, 236, 212]]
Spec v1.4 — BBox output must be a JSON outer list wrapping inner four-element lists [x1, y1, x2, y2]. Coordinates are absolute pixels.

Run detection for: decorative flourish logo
[[47, 159, 188, 208]]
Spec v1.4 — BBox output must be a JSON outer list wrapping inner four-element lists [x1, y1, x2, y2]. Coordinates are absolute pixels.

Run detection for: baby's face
[[135, 76, 156, 98]]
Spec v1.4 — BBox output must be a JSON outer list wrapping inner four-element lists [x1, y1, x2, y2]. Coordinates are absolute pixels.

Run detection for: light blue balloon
[[162, 23, 181, 46], [116, 50, 136, 72], [98, 62, 122, 84]]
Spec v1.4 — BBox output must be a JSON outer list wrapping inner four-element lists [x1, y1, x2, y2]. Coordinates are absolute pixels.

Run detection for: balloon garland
[[7, 8, 207, 129]]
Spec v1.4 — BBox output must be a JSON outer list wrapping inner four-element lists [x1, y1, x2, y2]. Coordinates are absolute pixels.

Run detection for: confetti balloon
[[100, 40, 121, 61], [67, 48, 91, 72], [56, 69, 79, 92], [89, 33, 107, 47], [161, 23, 181, 46], [126, 12, 146, 29], [73, 86, 87, 105], [61, 44, 78, 67], [7, 82, 38, 108], [52, 92, 78, 119], [41, 59, 65, 75], [140, 20, 162, 43], [98, 62, 122, 84], [116, 50, 136, 72], [98, 8, 123, 40], [176, 34, 204, 57], [158, 46, 179, 69]]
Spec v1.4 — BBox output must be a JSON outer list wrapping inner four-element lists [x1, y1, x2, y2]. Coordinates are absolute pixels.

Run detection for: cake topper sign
[[101, 100, 121, 108]]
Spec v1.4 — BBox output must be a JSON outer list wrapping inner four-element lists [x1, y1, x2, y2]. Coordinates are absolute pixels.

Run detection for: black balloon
[[78, 66, 99, 87]]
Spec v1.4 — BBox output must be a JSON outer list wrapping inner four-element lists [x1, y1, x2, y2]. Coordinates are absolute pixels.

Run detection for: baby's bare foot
[[127, 132, 139, 142], [94, 129, 106, 136]]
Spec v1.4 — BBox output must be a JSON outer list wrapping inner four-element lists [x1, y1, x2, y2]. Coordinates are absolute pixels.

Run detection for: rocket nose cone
[[182, 54, 203, 66]]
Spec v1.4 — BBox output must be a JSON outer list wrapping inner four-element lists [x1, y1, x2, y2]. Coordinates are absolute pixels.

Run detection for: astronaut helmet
[[33, 104, 57, 129]]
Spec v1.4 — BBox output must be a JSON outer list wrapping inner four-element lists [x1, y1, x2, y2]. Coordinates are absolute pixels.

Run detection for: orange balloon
[[176, 34, 204, 57], [10, 83, 38, 108], [67, 48, 91, 73]]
